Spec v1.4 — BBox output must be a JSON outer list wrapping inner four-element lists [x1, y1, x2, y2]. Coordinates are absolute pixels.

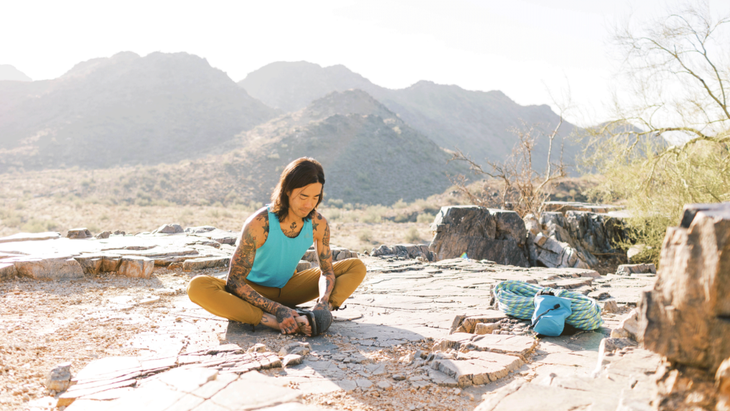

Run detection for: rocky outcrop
[[542, 201, 624, 214], [616, 263, 656, 276], [526, 210, 624, 269], [429, 206, 528, 267], [638, 202, 730, 373], [153, 224, 184, 234], [371, 244, 434, 261], [67, 228, 93, 239], [185, 226, 238, 245]]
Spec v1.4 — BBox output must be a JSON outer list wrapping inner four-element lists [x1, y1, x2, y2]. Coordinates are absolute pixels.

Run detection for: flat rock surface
[[1, 252, 659, 411]]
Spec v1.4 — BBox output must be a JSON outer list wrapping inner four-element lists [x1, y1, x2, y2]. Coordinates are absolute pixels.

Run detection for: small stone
[[610, 309, 640, 341], [377, 381, 393, 390], [278, 342, 310, 357], [118, 257, 154, 278], [393, 374, 406, 381], [399, 352, 415, 364], [602, 300, 619, 314], [138, 295, 160, 305], [356, 379, 373, 389], [589, 290, 611, 300], [474, 323, 499, 335], [248, 343, 267, 354], [616, 263, 656, 276], [153, 224, 184, 234], [282, 354, 303, 368], [46, 362, 72, 392]]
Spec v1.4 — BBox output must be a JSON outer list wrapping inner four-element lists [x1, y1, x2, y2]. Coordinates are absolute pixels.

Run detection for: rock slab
[[639, 202, 730, 373], [14, 257, 85, 280]]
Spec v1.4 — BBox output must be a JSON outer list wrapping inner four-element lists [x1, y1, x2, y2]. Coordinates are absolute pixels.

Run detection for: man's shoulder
[[244, 207, 270, 231], [311, 211, 328, 232]]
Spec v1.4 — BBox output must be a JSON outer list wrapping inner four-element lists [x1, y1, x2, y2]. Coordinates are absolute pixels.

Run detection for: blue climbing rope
[[493, 280, 603, 331]]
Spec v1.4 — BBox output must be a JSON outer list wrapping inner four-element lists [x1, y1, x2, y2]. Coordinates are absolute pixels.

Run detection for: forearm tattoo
[[225, 211, 284, 316], [317, 218, 335, 301]]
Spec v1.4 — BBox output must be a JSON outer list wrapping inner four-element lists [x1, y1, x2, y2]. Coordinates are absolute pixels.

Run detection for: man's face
[[287, 182, 322, 219]]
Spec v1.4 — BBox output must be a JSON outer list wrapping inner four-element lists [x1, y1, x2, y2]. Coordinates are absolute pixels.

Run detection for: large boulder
[[533, 211, 624, 269], [0, 262, 17, 280], [638, 202, 730, 373], [429, 206, 528, 267]]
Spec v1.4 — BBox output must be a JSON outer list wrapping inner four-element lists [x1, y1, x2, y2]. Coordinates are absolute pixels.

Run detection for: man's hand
[[275, 306, 300, 334]]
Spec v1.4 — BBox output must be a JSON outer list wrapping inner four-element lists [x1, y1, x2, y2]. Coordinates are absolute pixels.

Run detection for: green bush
[[405, 226, 422, 243], [358, 229, 373, 243], [416, 213, 436, 224]]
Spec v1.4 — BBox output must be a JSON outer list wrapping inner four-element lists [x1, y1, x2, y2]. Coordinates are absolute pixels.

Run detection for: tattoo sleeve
[[316, 218, 335, 303], [225, 212, 288, 319]]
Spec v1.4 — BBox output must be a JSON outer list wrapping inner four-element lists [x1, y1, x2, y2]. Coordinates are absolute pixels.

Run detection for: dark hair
[[271, 157, 325, 221]]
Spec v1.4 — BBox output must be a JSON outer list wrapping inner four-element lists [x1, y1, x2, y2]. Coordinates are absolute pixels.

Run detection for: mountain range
[[1, 53, 581, 205], [0, 65, 31, 82], [240, 61, 579, 172], [0, 52, 278, 171]]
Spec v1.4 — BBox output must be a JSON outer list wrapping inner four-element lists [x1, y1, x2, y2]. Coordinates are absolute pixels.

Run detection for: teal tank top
[[246, 207, 313, 288]]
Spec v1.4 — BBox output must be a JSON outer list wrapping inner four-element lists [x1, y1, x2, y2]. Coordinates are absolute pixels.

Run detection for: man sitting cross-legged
[[187, 157, 366, 336]]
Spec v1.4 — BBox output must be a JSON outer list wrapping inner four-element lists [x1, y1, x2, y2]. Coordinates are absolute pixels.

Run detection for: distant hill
[[0, 65, 31, 82], [50, 90, 469, 207], [239, 62, 582, 173], [228, 89, 469, 204], [0, 52, 279, 172], [239, 61, 376, 112]]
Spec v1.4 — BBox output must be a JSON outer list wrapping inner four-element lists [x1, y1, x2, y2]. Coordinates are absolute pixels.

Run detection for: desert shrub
[[224, 190, 239, 205], [327, 198, 344, 209], [358, 229, 373, 243], [416, 213, 436, 224], [360, 205, 388, 223], [21, 218, 58, 233], [405, 226, 422, 244], [584, 4, 730, 265], [393, 213, 414, 223]]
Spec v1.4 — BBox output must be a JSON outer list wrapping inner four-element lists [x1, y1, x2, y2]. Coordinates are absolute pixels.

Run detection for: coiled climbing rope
[[493, 280, 603, 331]]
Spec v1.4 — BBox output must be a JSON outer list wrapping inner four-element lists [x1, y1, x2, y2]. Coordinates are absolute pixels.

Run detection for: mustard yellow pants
[[187, 258, 366, 326]]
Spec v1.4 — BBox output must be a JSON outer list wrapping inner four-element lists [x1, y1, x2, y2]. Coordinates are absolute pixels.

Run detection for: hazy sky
[[2, 0, 729, 125]]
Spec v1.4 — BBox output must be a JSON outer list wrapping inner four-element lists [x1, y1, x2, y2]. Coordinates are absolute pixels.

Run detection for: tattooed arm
[[313, 212, 335, 311], [225, 208, 300, 334]]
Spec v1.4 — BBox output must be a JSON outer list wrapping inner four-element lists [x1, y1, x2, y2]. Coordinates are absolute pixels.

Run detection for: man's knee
[[187, 275, 214, 303], [347, 258, 367, 283]]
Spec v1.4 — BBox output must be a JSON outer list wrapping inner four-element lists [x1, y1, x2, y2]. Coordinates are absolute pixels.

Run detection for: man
[[187, 157, 366, 336]]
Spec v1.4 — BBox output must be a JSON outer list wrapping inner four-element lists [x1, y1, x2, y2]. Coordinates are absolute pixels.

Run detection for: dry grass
[[0, 168, 598, 254], [0, 199, 440, 254]]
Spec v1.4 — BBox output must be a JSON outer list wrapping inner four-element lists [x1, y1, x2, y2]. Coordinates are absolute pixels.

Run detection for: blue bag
[[532, 294, 572, 336]]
